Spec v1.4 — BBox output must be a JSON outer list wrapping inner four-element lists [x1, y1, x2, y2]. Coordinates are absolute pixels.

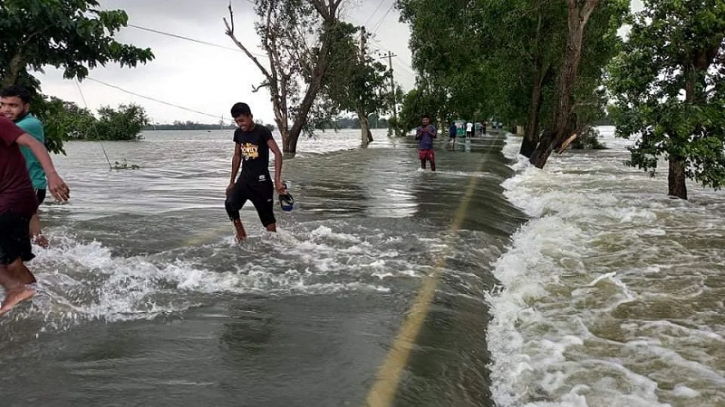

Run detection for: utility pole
[[386, 50, 397, 136]]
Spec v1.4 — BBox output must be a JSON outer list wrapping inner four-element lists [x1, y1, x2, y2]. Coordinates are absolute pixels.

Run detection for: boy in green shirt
[[1, 86, 48, 247]]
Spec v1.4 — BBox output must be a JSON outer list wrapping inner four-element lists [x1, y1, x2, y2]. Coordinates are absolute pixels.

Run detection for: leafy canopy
[[608, 0, 725, 189]]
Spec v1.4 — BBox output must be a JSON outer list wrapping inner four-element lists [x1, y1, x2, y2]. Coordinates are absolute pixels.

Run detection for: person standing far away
[[0, 116, 70, 317], [449, 122, 457, 146], [482, 120, 487, 135], [415, 115, 436, 171], [225, 102, 286, 242], [0, 85, 49, 248], [466, 121, 473, 138]]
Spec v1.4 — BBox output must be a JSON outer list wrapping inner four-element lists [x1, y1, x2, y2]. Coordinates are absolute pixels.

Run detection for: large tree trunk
[[520, 65, 547, 157], [520, 7, 546, 158], [668, 157, 687, 199], [287, 67, 325, 153], [271, 89, 290, 154], [530, 0, 600, 168], [284, 1, 341, 154], [668, 45, 721, 200], [358, 110, 372, 147], [2, 53, 24, 87]]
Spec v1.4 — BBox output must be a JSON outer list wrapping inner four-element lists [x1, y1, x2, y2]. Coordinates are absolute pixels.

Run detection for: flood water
[[2, 126, 723, 407], [1, 129, 522, 406]]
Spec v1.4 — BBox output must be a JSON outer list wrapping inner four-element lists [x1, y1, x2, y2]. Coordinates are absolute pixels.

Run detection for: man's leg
[[429, 151, 436, 172], [30, 189, 48, 248], [250, 181, 277, 233], [225, 184, 248, 241], [0, 259, 36, 317], [29, 213, 48, 248], [0, 213, 37, 317]]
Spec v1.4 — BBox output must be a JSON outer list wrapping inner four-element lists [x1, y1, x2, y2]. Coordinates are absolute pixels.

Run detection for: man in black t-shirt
[[225, 102, 286, 241]]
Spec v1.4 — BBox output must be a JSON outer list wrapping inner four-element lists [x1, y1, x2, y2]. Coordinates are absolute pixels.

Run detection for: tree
[[0, 0, 154, 152], [224, 0, 355, 154], [93, 104, 148, 140], [397, 0, 494, 125], [397, 87, 446, 133], [608, 0, 725, 199], [38, 98, 96, 145], [40, 100, 148, 141], [320, 26, 393, 146], [528, 0, 628, 168]]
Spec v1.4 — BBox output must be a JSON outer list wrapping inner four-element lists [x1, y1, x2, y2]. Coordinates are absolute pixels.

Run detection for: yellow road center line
[[364, 139, 494, 407], [182, 134, 502, 406]]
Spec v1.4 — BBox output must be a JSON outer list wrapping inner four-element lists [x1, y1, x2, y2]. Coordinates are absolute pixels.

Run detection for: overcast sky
[[35, 0, 644, 125], [35, 0, 414, 125]]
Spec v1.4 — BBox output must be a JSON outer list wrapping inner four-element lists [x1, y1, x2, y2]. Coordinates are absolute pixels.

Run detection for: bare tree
[[224, 0, 345, 153]]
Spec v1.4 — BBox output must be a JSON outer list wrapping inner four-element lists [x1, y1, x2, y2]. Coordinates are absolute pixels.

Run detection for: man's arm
[[16, 133, 69, 202], [227, 143, 242, 194], [267, 138, 285, 194], [415, 127, 422, 140], [430, 126, 437, 138]]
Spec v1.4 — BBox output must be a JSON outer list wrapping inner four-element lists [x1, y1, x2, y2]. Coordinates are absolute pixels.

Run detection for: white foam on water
[[487, 132, 725, 406], [4, 223, 431, 330]]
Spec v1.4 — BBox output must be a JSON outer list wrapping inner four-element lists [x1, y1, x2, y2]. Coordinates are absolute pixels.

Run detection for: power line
[[371, 3, 395, 35], [84, 77, 223, 120], [393, 56, 417, 79], [364, 0, 388, 27], [127, 24, 267, 58]]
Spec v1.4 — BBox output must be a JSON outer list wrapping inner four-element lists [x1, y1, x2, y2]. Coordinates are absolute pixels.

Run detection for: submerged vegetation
[[42, 99, 148, 141]]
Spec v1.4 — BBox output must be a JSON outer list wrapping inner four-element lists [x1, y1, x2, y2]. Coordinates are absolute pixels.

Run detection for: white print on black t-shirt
[[241, 143, 259, 160]]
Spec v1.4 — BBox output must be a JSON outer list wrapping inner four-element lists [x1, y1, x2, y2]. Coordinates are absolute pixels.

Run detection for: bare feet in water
[[0, 286, 35, 317], [233, 220, 247, 242], [33, 234, 49, 249]]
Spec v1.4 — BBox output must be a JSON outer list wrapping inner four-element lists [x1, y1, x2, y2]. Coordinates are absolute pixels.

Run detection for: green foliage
[[0, 0, 154, 82], [608, 0, 725, 189], [0, 0, 154, 152], [38, 100, 148, 141], [93, 104, 148, 141], [571, 127, 606, 150], [318, 25, 393, 128], [397, 0, 627, 144], [397, 87, 446, 132]]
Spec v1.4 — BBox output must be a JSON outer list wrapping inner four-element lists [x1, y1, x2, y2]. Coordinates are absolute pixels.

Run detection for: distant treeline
[[145, 117, 390, 131], [322, 116, 389, 130], [144, 121, 235, 131]]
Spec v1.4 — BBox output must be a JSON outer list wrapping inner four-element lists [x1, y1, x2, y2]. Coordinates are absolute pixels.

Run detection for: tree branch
[[223, 2, 273, 81], [581, 0, 601, 23]]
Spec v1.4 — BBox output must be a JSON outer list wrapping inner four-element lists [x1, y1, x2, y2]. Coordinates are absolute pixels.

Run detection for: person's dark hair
[[0, 85, 32, 104], [230, 102, 252, 118], [422, 114, 430, 120]]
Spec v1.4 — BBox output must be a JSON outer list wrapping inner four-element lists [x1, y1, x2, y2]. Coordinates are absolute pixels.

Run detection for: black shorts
[[226, 179, 276, 227], [35, 189, 46, 205], [0, 212, 34, 265]]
